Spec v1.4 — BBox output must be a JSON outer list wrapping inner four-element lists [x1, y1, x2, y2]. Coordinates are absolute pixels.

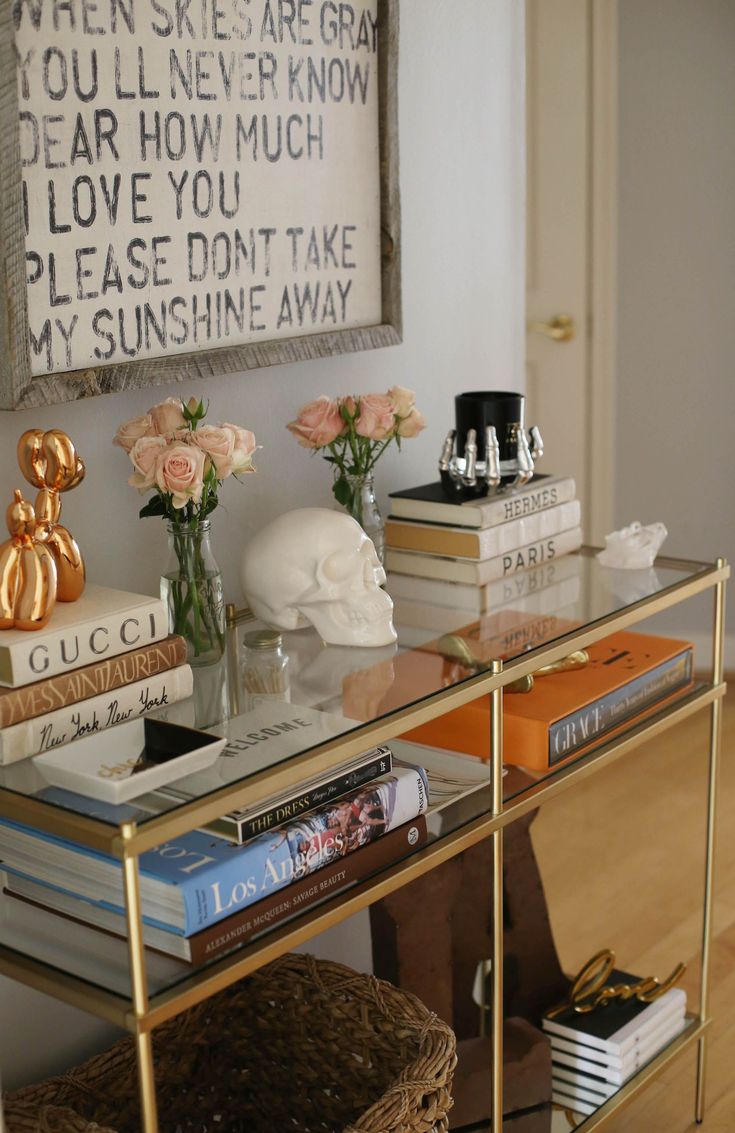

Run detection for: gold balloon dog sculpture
[[0, 490, 59, 631], [0, 430, 85, 631]]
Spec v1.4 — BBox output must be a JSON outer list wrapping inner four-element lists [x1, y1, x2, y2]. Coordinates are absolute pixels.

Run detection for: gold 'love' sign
[[546, 948, 686, 1019]]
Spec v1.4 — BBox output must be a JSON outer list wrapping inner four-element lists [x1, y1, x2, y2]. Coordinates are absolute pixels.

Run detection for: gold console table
[[0, 548, 728, 1132]]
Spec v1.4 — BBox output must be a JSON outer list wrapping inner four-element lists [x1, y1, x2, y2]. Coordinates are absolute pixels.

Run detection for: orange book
[[400, 631, 694, 771]]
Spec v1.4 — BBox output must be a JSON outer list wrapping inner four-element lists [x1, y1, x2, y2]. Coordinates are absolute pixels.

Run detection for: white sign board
[[13, 0, 383, 377]]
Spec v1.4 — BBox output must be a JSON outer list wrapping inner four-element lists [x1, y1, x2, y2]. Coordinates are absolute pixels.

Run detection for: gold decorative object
[[435, 634, 589, 693], [0, 489, 58, 631], [505, 649, 590, 693], [17, 429, 85, 602], [546, 948, 687, 1019]]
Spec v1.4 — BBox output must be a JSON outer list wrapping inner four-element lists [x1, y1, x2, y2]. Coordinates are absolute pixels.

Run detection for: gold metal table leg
[[490, 661, 504, 1132], [121, 823, 160, 1133], [695, 559, 727, 1123]]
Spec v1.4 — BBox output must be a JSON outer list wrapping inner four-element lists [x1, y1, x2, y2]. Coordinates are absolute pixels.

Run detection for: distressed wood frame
[[0, 0, 401, 410]]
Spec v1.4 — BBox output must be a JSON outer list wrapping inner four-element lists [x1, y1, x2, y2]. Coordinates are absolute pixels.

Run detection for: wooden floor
[[531, 687, 735, 1132]]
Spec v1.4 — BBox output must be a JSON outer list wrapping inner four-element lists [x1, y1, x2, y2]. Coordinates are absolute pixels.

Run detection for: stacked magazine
[[543, 974, 688, 1116]]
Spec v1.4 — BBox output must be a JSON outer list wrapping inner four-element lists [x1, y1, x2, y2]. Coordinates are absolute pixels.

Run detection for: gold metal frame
[[0, 551, 728, 1133]]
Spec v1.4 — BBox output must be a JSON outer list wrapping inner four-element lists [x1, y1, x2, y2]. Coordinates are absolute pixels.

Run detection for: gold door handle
[[528, 313, 576, 342]]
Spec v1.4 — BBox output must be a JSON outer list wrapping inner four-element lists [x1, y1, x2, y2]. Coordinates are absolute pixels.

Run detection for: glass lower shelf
[[549, 1015, 703, 1131]]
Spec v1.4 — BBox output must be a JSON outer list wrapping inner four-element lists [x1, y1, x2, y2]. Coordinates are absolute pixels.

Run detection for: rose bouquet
[[287, 388, 425, 557], [114, 397, 257, 663]]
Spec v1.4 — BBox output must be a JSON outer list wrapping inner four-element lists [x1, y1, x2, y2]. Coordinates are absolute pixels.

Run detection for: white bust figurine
[[241, 508, 397, 647]]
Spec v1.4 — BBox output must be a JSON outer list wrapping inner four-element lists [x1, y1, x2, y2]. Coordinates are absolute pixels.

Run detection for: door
[[525, 0, 616, 544]]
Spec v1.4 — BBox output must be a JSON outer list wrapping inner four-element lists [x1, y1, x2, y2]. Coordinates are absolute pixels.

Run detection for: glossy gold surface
[[0, 490, 58, 630], [17, 428, 86, 603]]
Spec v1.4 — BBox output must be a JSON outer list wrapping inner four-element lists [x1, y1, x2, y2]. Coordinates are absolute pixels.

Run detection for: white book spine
[[391, 476, 577, 527], [0, 598, 168, 688], [552, 1069, 617, 1103], [550, 1014, 687, 1084], [0, 666, 194, 764], [480, 499, 581, 555], [386, 527, 583, 586]]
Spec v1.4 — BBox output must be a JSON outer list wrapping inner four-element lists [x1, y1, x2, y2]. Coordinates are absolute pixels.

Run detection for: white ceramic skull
[[241, 508, 397, 647]]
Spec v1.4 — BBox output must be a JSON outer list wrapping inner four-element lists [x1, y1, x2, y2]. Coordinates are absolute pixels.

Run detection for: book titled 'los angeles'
[[0, 765, 429, 936], [3, 815, 429, 965], [0, 584, 168, 688]]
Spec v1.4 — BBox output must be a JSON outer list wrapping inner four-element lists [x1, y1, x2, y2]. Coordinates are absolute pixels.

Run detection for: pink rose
[[193, 424, 235, 478], [397, 406, 426, 438], [128, 435, 168, 491], [287, 396, 345, 449], [113, 414, 154, 453], [155, 443, 206, 509], [387, 386, 416, 418], [355, 394, 396, 441], [221, 423, 257, 474], [149, 397, 187, 435]]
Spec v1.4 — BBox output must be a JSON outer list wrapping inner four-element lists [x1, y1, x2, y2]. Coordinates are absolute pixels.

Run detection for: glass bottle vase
[[344, 473, 385, 563], [160, 520, 225, 666]]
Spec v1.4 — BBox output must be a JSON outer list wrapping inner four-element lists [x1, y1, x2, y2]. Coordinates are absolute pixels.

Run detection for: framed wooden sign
[[0, 0, 400, 409]]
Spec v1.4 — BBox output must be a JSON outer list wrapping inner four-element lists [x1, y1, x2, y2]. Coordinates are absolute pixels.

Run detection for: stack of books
[[383, 474, 583, 636], [0, 712, 492, 967], [543, 976, 688, 1116], [0, 742, 431, 965], [0, 584, 192, 765]]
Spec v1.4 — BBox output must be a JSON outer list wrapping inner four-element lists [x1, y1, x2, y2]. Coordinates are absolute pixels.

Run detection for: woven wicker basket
[[3, 953, 457, 1133]]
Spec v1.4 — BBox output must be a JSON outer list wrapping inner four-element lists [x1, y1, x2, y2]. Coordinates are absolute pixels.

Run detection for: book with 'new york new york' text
[[0, 665, 194, 765], [0, 584, 168, 688]]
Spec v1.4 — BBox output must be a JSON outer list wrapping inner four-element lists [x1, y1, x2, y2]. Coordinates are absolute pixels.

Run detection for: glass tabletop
[[0, 548, 713, 830]]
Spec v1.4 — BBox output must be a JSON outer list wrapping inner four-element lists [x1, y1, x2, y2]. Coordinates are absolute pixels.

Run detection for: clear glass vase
[[344, 473, 385, 563], [160, 520, 225, 666]]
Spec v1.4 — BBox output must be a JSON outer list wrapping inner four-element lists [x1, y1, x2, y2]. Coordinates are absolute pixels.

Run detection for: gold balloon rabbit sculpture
[[0, 490, 58, 631], [16, 429, 86, 604]]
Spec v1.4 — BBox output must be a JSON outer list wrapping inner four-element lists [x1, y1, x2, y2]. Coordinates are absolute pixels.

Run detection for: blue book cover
[[0, 766, 428, 935]]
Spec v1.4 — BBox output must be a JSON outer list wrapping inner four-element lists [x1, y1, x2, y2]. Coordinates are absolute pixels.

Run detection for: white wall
[[616, 0, 735, 661], [0, 1, 526, 1091]]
